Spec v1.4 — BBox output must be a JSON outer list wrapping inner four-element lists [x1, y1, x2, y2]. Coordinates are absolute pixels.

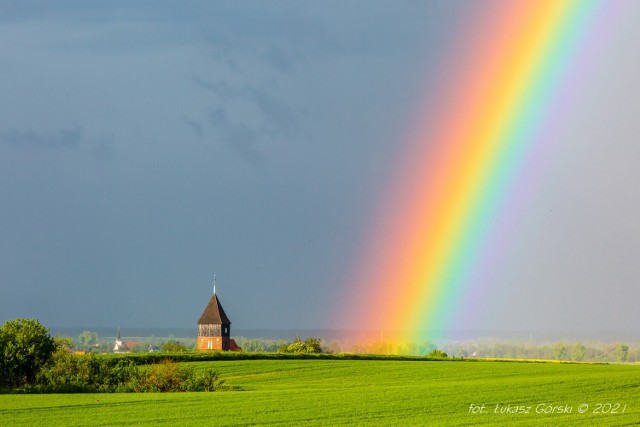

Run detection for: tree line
[[70, 330, 193, 353], [441, 340, 636, 363], [0, 319, 226, 392]]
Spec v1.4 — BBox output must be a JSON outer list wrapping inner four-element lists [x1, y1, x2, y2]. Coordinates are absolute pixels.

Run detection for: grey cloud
[[206, 107, 263, 167], [227, 124, 264, 168], [191, 75, 242, 100], [245, 86, 297, 138], [1, 126, 82, 150], [193, 66, 297, 167], [206, 33, 239, 72], [208, 108, 228, 128], [264, 46, 294, 74], [194, 76, 298, 140], [92, 134, 116, 161], [185, 118, 204, 139]]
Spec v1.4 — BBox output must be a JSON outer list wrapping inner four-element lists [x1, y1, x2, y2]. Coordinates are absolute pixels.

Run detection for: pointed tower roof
[[197, 293, 231, 325]]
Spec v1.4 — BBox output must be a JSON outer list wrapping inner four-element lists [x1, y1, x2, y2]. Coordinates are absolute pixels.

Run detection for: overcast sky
[[1, 1, 639, 337]]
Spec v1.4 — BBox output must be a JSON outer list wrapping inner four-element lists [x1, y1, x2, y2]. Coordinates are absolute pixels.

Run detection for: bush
[[0, 319, 56, 388], [134, 359, 188, 392], [134, 359, 227, 392], [426, 349, 449, 359], [36, 342, 139, 393], [304, 337, 322, 353], [279, 336, 323, 354], [161, 340, 189, 353], [187, 369, 227, 392], [234, 337, 287, 352], [33, 354, 227, 393]]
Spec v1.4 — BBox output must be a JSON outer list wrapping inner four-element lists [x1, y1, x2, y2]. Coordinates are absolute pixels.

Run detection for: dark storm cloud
[[206, 107, 263, 167], [193, 67, 298, 166], [193, 76, 299, 139], [245, 86, 298, 138], [206, 33, 240, 72], [208, 108, 228, 127], [264, 46, 294, 74], [1, 126, 82, 150], [91, 134, 116, 161], [226, 124, 264, 168], [191, 76, 242, 100], [184, 118, 204, 139]]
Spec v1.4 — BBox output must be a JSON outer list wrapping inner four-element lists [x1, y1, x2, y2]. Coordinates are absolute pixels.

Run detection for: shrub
[[135, 359, 188, 392], [34, 355, 227, 393], [36, 343, 139, 393], [279, 336, 323, 354], [187, 369, 227, 392], [134, 359, 228, 392], [0, 319, 56, 388], [286, 340, 307, 353], [234, 337, 287, 352], [161, 340, 189, 353], [426, 349, 449, 359], [303, 337, 322, 353]]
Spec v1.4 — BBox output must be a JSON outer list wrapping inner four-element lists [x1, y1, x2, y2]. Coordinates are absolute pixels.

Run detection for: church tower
[[197, 277, 232, 351]]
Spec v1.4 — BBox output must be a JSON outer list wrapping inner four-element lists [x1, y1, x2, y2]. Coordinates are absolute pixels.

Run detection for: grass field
[[1, 359, 639, 426]]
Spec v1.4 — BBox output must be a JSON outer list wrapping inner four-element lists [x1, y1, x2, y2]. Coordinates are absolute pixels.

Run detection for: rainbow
[[343, 1, 614, 345]]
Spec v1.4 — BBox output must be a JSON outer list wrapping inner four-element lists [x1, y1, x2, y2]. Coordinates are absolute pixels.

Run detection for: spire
[[213, 274, 217, 295], [198, 292, 231, 325]]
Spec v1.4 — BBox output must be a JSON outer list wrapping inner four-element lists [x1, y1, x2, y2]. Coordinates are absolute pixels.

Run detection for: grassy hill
[[1, 358, 639, 426]]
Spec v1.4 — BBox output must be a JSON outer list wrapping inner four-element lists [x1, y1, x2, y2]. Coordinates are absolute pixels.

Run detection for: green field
[[1, 359, 639, 426]]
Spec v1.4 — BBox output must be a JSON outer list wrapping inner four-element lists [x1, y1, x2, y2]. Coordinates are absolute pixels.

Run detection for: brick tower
[[197, 277, 232, 351]]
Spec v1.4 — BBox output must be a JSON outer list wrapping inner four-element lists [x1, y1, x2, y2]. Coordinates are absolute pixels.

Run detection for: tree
[[426, 349, 449, 359], [279, 336, 323, 353], [161, 339, 188, 353], [303, 337, 322, 353], [572, 342, 586, 362], [285, 337, 307, 353], [553, 343, 568, 360], [615, 343, 629, 364], [76, 331, 98, 351], [0, 318, 56, 388]]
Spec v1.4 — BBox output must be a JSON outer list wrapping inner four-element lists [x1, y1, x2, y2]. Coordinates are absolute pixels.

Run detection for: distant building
[[124, 341, 141, 350], [197, 280, 240, 351], [113, 327, 128, 353]]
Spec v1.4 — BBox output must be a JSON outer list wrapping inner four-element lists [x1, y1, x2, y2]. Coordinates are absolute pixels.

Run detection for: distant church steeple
[[113, 327, 125, 353]]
